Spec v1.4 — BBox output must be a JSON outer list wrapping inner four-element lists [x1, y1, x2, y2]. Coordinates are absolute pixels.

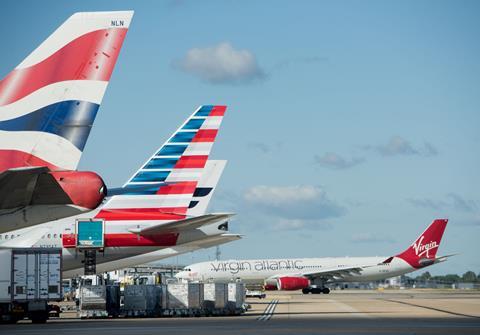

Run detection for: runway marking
[[383, 299, 480, 319], [257, 299, 279, 321], [326, 299, 372, 319]]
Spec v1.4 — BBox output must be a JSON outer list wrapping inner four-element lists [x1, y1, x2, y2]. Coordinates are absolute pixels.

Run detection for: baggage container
[[203, 283, 228, 310], [79, 285, 119, 318], [166, 283, 204, 309], [123, 285, 162, 316], [227, 282, 245, 311]]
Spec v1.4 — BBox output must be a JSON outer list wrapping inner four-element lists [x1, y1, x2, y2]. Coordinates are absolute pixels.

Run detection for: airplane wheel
[[302, 288, 310, 294], [322, 287, 330, 294]]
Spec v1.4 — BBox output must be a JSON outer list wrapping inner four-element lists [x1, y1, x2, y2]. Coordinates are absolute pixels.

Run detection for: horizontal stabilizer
[[128, 213, 235, 235], [434, 253, 458, 263]]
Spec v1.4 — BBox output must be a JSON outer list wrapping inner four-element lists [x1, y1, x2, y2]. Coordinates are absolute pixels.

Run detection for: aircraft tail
[[395, 219, 448, 268], [96, 105, 226, 221], [187, 160, 227, 217], [0, 11, 134, 172]]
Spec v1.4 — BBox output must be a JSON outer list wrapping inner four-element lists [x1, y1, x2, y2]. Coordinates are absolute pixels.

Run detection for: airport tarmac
[[3, 289, 480, 334]]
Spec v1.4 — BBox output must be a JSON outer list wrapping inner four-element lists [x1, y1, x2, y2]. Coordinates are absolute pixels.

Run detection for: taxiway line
[[382, 299, 480, 319], [257, 299, 279, 321]]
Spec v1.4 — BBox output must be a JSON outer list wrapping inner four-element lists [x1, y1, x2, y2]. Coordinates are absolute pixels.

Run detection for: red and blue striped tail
[[0, 11, 134, 173], [95, 105, 227, 220], [122, 105, 226, 192]]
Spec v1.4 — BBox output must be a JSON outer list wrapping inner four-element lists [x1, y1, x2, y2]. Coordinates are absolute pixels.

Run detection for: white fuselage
[[0, 209, 228, 278], [176, 257, 416, 286]]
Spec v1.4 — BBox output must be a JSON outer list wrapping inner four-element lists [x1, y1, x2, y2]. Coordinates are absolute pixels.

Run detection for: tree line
[[405, 271, 479, 284]]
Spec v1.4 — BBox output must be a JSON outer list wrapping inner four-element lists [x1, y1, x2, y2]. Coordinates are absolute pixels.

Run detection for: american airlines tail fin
[[0, 11, 134, 172], [394, 219, 448, 268], [96, 105, 226, 220]]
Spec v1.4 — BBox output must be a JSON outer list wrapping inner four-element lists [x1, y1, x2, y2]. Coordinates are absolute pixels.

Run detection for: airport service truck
[[0, 248, 62, 323]]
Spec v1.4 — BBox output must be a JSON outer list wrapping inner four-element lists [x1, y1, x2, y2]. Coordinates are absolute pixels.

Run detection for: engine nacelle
[[264, 278, 279, 291], [276, 276, 310, 291], [50, 171, 106, 210]]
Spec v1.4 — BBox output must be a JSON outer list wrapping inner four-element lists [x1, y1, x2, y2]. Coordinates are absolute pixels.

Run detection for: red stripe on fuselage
[[174, 155, 208, 169], [0, 149, 59, 173], [62, 232, 179, 248], [191, 129, 218, 142], [105, 232, 179, 247], [0, 28, 128, 106], [157, 181, 197, 195], [95, 207, 188, 221]]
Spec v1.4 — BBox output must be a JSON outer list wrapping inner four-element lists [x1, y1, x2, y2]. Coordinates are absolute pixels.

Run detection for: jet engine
[[276, 276, 310, 291], [0, 168, 107, 233], [49, 171, 107, 209], [264, 278, 279, 290]]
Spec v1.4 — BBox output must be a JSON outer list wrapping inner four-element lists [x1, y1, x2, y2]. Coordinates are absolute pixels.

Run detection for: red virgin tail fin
[[396, 219, 448, 268]]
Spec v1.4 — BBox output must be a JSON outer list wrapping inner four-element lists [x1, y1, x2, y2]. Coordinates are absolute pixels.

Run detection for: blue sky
[[1, 0, 479, 275]]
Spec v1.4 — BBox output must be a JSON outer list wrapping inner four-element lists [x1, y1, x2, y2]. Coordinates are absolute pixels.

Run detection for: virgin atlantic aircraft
[[176, 219, 454, 294]]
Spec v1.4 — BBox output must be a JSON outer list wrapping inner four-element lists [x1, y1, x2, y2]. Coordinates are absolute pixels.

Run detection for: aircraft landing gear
[[302, 287, 330, 294]]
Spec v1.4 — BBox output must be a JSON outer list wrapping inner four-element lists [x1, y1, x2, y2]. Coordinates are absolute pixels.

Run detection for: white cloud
[[367, 136, 439, 157], [377, 136, 419, 156], [407, 193, 478, 213], [174, 42, 265, 84], [423, 141, 439, 157], [447, 193, 478, 213], [244, 185, 346, 221], [350, 232, 395, 244], [244, 185, 322, 206], [274, 218, 332, 231], [314, 152, 364, 170]]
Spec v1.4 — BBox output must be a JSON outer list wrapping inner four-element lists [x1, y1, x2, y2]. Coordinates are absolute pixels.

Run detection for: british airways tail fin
[[96, 105, 226, 220], [394, 219, 448, 268], [187, 160, 227, 217], [0, 11, 134, 173]]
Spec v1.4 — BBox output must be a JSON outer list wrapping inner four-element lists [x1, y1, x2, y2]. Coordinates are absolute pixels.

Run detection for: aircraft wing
[[299, 264, 377, 281], [269, 264, 377, 282], [128, 213, 235, 235], [190, 233, 242, 249]]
